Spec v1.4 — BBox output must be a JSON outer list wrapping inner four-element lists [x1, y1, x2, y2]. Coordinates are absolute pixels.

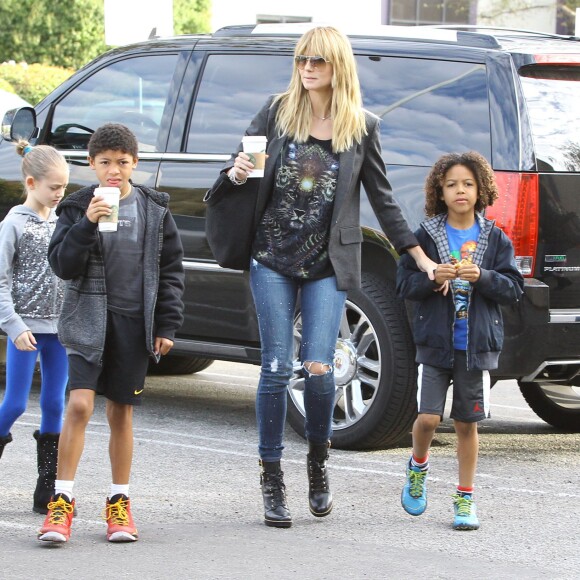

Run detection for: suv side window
[[186, 54, 293, 155], [48, 54, 179, 153], [357, 56, 490, 165]]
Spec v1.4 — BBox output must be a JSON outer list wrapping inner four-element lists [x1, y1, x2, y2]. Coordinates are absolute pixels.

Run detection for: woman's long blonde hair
[[273, 26, 367, 153]]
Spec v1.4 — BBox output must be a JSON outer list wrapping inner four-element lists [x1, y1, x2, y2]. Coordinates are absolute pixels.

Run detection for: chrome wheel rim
[[538, 383, 580, 410]]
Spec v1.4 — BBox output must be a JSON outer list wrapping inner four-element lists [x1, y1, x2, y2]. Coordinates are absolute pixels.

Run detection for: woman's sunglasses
[[294, 55, 330, 70]]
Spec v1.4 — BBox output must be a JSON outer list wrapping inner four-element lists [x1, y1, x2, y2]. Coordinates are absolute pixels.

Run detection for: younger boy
[[396, 151, 524, 530], [38, 123, 184, 543]]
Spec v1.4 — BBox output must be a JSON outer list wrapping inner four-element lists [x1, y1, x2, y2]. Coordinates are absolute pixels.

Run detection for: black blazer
[[223, 96, 419, 291]]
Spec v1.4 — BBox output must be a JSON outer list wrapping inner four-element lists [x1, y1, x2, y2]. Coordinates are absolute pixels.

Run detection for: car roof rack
[[429, 24, 579, 42], [213, 23, 502, 49]]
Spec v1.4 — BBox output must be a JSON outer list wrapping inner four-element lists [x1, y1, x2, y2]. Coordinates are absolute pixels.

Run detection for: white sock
[[110, 483, 130, 499], [410, 455, 429, 471], [54, 480, 75, 501]]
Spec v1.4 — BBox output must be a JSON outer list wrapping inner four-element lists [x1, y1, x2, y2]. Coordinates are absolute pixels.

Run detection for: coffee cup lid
[[242, 136, 267, 142]]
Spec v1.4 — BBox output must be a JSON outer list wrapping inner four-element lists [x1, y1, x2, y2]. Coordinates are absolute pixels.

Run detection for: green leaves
[[0, 0, 107, 69], [0, 0, 211, 70]]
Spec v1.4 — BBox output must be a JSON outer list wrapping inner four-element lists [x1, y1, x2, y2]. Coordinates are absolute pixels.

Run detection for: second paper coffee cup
[[242, 136, 267, 178], [94, 187, 120, 232]]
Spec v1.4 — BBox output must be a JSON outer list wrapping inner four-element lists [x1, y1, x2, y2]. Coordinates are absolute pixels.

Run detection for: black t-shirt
[[100, 186, 146, 317], [252, 136, 339, 279]]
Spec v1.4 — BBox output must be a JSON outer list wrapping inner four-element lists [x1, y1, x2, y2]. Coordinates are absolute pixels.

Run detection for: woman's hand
[[230, 152, 253, 182], [407, 246, 438, 281], [407, 247, 451, 296], [14, 330, 37, 351], [229, 151, 269, 183]]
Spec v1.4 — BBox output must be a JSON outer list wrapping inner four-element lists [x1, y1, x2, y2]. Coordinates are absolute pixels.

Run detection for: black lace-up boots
[[260, 460, 292, 528], [307, 440, 333, 517], [0, 432, 13, 459], [33, 430, 60, 514]]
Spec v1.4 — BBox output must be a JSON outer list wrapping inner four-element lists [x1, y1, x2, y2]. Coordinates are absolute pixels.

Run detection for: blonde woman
[[222, 26, 437, 528]]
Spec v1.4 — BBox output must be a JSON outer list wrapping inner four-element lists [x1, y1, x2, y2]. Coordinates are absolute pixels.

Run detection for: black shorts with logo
[[67, 310, 150, 406], [416, 350, 491, 422]]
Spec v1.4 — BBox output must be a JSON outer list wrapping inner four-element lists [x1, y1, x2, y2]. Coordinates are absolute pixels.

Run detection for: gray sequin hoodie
[[0, 205, 64, 341]]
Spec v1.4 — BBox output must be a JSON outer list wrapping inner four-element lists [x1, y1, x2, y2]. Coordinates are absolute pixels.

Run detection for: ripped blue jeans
[[250, 259, 347, 461]]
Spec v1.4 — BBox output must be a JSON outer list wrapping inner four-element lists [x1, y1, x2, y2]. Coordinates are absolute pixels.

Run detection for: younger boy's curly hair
[[88, 123, 138, 159], [424, 151, 498, 217]]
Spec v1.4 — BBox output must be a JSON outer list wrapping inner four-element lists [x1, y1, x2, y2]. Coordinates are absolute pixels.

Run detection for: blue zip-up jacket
[[396, 213, 524, 371], [48, 184, 185, 364]]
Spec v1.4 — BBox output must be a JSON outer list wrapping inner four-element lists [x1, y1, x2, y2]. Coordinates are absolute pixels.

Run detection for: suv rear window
[[519, 65, 580, 172]]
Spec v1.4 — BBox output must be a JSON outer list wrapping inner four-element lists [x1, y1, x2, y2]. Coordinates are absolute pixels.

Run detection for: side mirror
[[1, 106, 37, 142]]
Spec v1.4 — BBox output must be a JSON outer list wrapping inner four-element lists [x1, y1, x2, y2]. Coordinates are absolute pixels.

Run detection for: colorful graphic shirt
[[446, 221, 480, 350], [253, 136, 339, 279]]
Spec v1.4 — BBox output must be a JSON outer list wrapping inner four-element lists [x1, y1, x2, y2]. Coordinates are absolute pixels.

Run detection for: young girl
[[212, 26, 437, 528], [0, 141, 69, 514], [396, 151, 524, 530]]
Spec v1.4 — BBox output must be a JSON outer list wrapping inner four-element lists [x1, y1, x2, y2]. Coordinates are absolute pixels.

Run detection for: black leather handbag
[[203, 172, 260, 270]]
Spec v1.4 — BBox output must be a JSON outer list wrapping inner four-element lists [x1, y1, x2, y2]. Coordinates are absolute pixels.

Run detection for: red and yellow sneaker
[[38, 494, 75, 543], [103, 494, 138, 542]]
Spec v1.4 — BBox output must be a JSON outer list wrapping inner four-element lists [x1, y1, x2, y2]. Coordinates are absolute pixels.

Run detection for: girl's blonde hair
[[274, 26, 367, 153], [16, 140, 69, 192]]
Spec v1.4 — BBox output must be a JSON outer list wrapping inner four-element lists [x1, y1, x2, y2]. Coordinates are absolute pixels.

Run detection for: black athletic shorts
[[416, 351, 491, 422], [67, 310, 150, 406]]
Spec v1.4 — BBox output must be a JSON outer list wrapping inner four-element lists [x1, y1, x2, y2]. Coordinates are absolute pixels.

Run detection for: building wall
[[211, 0, 384, 32], [211, 0, 559, 34], [477, 0, 557, 32]]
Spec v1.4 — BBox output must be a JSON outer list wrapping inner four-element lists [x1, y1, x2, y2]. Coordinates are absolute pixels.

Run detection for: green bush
[[0, 78, 15, 92], [0, 62, 74, 105]]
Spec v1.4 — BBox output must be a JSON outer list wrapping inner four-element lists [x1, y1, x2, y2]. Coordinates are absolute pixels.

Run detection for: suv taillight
[[486, 172, 539, 276]]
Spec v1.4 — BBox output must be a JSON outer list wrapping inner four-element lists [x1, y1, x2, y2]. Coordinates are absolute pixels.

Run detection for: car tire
[[286, 272, 417, 450], [518, 381, 580, 431], [148, 355, 214, 375]]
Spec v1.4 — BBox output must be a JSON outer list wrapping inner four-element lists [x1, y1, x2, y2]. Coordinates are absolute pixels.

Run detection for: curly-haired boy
[[396, 151, 524, 530]]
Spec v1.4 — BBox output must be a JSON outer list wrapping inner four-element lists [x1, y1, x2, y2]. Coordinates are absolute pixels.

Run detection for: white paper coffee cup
[[242, 136, 267, 178], [94, 187, 120, 232]]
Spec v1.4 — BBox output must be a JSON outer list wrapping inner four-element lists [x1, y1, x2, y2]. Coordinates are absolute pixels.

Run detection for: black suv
[[1, 24, 579, 449]]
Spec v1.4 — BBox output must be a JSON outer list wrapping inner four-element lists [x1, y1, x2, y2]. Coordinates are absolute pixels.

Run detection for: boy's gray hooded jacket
[[48, 184, 185, 364], [0, 205, 63, 341]]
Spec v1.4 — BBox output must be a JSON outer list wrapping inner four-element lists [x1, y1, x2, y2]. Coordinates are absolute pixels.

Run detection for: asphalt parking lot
[[0, 361, 579, 579]]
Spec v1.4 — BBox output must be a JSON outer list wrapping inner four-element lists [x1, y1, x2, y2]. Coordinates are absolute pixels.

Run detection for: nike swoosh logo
[[134, 389, 144, 395]]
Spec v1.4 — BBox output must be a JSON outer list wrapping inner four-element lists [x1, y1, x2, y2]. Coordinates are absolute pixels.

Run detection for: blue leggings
[[0, 334, 68, 436]]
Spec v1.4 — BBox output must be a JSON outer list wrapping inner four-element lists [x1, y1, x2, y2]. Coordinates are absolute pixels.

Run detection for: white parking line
[[198, 371, 259, 381], [13, 414, 574, 500], [0, 518, 105, 531]]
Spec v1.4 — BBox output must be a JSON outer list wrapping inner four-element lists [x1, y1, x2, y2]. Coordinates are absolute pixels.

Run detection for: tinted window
[[356, 56, 490, 166], [187, 54, 292, 155], [519, 66, 580, 172], [49, 55, 178, 153]]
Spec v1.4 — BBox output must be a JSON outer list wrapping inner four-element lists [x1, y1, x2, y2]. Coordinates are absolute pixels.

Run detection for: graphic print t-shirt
[[446, 221, 480, 350], [252, 136, 339, 279]]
